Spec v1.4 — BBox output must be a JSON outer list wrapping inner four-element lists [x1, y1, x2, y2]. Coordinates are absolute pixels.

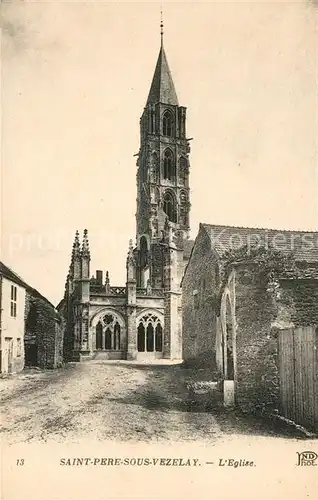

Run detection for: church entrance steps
[[136, 351, 163, 362], [86, 358, 184, 367]]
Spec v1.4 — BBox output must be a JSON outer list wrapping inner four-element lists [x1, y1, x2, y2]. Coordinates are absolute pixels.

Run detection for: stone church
[[60, 32, 194, 362]]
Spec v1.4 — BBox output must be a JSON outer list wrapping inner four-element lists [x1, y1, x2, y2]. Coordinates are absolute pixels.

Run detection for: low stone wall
[[233, 267, 318, 414], [234, 267, 280, 413], [25, 292, 64, 369], [279, 279, 318, 326], [182, 228, 219, 368]]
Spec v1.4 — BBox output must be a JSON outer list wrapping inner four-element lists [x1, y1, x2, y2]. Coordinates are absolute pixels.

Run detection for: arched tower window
[[162, 110, 173, 137], [163, 149, 175, 181], [179, 191, 188, 226], [150, 152, 159, 183], [137, 313, 163, 352], [179, 157, 187, 185], [139, 235, 148, 268], [163, 192, 176, 223]]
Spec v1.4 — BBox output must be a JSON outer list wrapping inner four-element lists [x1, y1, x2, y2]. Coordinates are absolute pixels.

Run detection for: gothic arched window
[[155, 324, 163, 352], [137, 313, 163, 353], [94, 312, 124, 351], [146, 324, 154, 352], [138, 324, 145, 352], [150, 152, 159, 183], [163, 149, 175, 180], [114, 322, 121, 350], [179, 157, 187, 185], [139, 235, 148, 268], [149, 106, 155, 133], [105, 328, 112, 350], [163, 192, 176, 223], [96, 322, 103, 350], [163, 110, 173, 136]]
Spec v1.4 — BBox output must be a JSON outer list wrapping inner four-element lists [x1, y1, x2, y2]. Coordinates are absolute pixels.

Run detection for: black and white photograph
[[1, 1, 317, 499]]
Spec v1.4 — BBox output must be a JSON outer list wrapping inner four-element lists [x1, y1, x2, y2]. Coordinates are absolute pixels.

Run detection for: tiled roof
[[0, 261, 56, 308], [201, 224, 318, 263], [0, 261, 29, 289], [146, 45, 179, 106]]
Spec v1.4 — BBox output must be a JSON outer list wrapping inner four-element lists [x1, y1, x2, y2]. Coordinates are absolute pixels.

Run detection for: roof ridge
[[201, 222, 318, 234], [0, 261, 56, 309]]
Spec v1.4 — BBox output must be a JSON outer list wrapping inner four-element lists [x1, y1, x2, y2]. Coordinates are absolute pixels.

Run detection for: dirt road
[[0, 361, 302, 445]]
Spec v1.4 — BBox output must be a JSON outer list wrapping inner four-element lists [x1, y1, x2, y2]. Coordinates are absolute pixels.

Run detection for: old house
[[60, 32, 194, 363], [0, 262, 63, 373], [182, 224, 318, 431], [0, 263, 26, 373], [24, 289, 64, 370]]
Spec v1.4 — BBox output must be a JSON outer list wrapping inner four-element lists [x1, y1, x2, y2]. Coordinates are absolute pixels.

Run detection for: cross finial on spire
[[160, 6, 164, 46]]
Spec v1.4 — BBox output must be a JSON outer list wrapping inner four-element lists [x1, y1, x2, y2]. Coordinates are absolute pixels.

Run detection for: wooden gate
[[278, 326, 318, 432]]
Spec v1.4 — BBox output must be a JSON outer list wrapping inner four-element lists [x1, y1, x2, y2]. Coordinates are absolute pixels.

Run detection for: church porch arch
[[136, 309, 164, 360], [90, 308, 126, 353]]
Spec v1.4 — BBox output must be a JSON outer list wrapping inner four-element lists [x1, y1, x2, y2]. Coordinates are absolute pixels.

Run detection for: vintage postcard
[[1, 1, 317, 499]]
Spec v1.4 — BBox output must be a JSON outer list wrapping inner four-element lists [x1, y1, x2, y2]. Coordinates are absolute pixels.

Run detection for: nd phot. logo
[[296, 451, 318, 466]]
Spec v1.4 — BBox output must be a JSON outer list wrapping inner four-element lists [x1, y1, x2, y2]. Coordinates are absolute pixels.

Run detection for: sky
[[1, 0, 317, 305]]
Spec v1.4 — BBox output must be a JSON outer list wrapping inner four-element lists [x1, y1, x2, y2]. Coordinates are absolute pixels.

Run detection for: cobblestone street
[[0, 362, 303, 445]]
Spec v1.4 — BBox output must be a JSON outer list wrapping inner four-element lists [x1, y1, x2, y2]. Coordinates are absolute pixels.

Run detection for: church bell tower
[[135, 21, 191, 288]]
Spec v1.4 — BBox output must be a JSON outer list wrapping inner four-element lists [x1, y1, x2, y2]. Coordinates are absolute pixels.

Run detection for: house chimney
[[96, 270, 103, 285]]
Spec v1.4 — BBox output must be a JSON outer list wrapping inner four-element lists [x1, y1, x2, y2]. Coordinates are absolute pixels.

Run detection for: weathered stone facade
[[24, 290, 64, 369], [0, 269, 26, 374], [60, 38, 194, 363], [218, 264, 318, 413], [221, 264, 281, 412], [0, 261, 63, 373], [181, 226, 219, 368], [182, 223, 318, 413]]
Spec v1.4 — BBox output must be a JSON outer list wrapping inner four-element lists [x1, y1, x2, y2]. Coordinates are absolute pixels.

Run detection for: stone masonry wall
[[234, 266, 318, 413], [234, 266, 280, 412], [182, 227, 219, 368], [26, 292, 64, 369], [279, 279, 318, 327]]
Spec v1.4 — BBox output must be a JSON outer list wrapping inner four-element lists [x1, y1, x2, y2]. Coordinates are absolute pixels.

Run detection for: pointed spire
[[71, 230, 81, 279], [72, 230, 81, 260], [105, 270, 110, 293], [128, 238, 134, 254], [126, 240, 136, 283], [105, 270, 110, 286], [127, 239, 135, 265], [81, 229, 90, 259], [146, 18, 179, 106]]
